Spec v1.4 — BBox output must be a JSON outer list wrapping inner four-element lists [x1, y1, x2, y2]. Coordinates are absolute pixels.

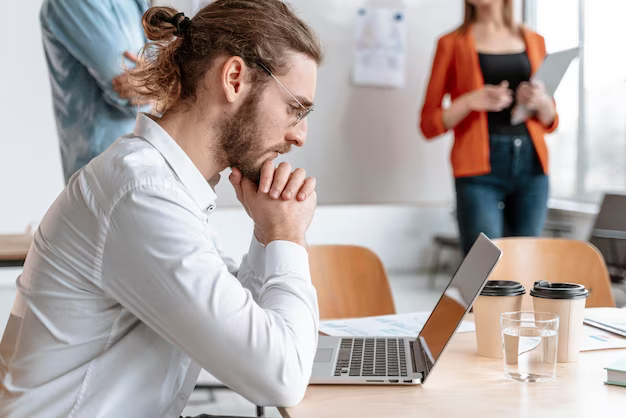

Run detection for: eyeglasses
[[257, 62, 314, 127]]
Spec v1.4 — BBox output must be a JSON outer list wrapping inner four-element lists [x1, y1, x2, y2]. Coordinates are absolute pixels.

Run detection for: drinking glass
[[500, 311, 559, 382]]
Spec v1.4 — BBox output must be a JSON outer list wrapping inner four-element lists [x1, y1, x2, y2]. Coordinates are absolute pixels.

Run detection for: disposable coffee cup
[[531, 280, 589, 363], [474, 280, 526, 358]]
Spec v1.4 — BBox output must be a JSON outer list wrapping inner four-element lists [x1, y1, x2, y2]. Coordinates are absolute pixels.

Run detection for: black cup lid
[[530, 280, 589, 300], [480, 280, 526, 297]]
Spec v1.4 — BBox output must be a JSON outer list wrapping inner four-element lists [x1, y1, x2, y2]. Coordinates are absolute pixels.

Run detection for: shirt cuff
[[245, 235, 266, 275], [265, 241, 311, 282]]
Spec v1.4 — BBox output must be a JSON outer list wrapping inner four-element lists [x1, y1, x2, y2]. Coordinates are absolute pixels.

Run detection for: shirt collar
[[133, 113, 217, 212]]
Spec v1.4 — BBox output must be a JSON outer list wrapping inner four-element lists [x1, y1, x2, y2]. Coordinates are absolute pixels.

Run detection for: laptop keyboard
[[334, 338, 408, 377]]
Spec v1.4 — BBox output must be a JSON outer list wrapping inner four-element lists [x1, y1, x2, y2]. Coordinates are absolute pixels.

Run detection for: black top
[[530, 281, 589, 300], [480, 280, 526, 297], [478, 51, 531, 135]]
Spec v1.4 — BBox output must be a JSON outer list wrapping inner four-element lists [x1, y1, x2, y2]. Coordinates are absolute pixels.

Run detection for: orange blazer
[[420, 26, 558, 178]]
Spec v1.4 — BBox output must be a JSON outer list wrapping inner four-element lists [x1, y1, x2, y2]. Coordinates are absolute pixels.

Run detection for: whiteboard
[[180, 0, 465, 206]]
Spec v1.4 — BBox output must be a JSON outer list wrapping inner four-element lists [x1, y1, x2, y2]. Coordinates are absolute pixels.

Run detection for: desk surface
[[0, 234, 32, 261], [281, 324, 626, 417]]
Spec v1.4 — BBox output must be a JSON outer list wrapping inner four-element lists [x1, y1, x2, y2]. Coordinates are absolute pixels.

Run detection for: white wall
[[0, 0, 64, 233], [0, 0, 461, 229], [213, 0, 460, 206], [0, 0, 528, 237], [0, 0, 525, 230]]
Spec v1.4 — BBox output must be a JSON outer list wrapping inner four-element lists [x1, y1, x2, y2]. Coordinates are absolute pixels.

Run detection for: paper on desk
[[584, 307, 626, 337], [319, 311, 475, 337], [580, 325, 626, 352]]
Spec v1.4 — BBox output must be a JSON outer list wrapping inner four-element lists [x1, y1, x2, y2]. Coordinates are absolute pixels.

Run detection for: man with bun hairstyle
[[0, 1, 323, 416]]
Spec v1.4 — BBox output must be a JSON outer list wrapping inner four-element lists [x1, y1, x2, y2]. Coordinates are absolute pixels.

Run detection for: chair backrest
[[308, 245, 395, 320], [490, 238, 615, 310]]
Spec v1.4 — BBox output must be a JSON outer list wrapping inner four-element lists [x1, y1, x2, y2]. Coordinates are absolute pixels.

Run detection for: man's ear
[[221, 56, 248, 103]]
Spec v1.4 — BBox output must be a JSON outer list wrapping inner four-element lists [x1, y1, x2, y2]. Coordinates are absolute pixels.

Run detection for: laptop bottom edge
[[309, 376, 422, 385]]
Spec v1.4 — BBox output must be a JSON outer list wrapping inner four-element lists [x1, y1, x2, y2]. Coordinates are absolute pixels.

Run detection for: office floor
[[181, 272, 447, 418]]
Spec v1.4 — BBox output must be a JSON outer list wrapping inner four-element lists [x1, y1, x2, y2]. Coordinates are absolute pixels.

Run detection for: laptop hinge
[[409, 340, 425, 376]]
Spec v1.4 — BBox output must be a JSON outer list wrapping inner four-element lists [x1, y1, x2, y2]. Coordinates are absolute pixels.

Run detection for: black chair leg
[[256, 406, 265, 417]]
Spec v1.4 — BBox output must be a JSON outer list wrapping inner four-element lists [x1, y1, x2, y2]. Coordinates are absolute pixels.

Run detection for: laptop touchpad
[[315, 348, 333, 363]]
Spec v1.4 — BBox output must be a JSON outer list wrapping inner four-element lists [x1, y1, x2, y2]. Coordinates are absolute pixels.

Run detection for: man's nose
[[286, 118, 307, 147]]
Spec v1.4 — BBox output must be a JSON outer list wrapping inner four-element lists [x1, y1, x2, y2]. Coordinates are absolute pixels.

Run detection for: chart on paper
[[581, 325, 626, 351]]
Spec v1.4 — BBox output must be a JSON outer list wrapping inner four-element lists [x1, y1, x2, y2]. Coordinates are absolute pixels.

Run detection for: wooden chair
[[308, 245, 395, 319], [490, 238, 615, 310]]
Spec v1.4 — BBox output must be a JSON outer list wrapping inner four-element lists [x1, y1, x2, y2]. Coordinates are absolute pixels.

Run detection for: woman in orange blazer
[[420, 0, 558, 255]]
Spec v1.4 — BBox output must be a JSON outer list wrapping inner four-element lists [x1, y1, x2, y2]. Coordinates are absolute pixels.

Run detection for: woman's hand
[[515, 80, 556, 127], [516, 81, 549, 111], [443, 82, 512, 130], [465, 81, 513, 112]]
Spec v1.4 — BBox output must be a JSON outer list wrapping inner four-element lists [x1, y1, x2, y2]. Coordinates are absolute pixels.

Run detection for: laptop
[[310, 233, 501, 385]]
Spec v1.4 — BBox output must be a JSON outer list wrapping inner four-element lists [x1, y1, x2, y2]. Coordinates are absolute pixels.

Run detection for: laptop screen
[[416, 234, 501, 382]]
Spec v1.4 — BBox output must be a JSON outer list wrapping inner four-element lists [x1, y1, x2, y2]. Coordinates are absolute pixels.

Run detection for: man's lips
[[264, 146, 291, 161]]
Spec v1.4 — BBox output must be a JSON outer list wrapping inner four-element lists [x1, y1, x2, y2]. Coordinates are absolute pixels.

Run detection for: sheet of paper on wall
[[352, 7, 407, 88], [320, 311, 476, 337]]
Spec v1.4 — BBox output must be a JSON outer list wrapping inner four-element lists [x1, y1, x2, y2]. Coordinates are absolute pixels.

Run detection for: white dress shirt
[[0, 113, 319, 417]]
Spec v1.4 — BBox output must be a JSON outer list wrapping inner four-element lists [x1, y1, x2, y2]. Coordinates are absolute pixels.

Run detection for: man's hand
[[257, 160, 316, 201], [229, 163, 317, 247]]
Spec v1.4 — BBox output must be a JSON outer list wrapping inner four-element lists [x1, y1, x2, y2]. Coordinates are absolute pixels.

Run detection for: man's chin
[[233, 152, 279, 185], [236, 165, 262, 185]]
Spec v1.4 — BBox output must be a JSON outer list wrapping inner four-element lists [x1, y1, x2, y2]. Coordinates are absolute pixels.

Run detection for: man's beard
[[217, 88, 267, 185]]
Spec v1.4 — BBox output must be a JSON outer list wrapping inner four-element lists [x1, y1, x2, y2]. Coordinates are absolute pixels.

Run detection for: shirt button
[[179, 393, 188, 401], [514, 138, 522, 147], [207, 205, 215, 212]]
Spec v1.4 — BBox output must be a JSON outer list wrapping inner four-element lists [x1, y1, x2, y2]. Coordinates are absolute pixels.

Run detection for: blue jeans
[[455, 133, 549, 255]]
